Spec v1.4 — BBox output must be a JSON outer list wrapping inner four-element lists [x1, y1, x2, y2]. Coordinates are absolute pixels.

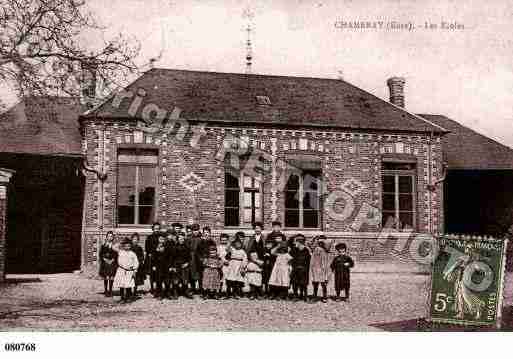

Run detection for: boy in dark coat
[[144, 222, 161, 294], [291, 234, 311, 302], [262, 240, 274, 298], [187, 223, 203, 295], [330, 242, 355, 301], [152, 235, 169, 299], [173, 232, 193, 299]]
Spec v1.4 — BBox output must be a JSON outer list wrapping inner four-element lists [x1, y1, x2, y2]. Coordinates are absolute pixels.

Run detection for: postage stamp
[[429, 235, 508, 327]]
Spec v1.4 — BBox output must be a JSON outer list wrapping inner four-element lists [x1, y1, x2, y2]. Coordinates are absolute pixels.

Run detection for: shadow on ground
[[1, 277, 42, 285], [0, 299, 116, 321], [369, 306, 513, 332]]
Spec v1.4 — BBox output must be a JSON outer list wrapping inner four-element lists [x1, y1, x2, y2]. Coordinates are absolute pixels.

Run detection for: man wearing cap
[[187, 223, 203, 295]]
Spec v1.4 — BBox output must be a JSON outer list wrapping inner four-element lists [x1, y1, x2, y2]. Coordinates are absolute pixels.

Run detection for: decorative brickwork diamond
[[179, 172, 206, 192]]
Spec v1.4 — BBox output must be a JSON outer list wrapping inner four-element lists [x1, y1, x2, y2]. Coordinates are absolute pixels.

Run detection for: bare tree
[[0, 0, 141, 102]]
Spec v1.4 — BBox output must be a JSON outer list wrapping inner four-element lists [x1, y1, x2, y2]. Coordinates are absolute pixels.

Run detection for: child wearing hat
[[330, 242, 354, 301], [224, 232, 247, 299], [113, 238, 140, 303], [201, 245, 224, 299], [309, 235, 331, 303], [246, 252, 264, 300], [291, 234, 311, 302], [268, 242, 293, 300]]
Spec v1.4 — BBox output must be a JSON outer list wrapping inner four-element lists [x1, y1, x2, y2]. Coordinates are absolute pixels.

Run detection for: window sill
[[284, 228, 321, 231]]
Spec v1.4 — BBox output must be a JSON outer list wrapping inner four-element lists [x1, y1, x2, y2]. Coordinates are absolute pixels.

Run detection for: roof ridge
[[147, 68, 449, 133], [82, 67, 445, 133]]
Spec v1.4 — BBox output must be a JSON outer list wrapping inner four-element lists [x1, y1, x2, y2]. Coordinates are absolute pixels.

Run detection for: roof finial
[[243, 7, 254, 74]]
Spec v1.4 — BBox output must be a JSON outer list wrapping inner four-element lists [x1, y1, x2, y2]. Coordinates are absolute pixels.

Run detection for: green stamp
[[429, 235, 508, 327]]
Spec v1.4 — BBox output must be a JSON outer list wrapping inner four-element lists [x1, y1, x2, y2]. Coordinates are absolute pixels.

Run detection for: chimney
[[387, 77, 405, 108], [81, 60, 98, 107]]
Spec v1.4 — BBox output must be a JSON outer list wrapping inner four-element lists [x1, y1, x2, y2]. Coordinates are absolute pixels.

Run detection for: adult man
[[144, 222, 161, 294], [244, 221, 265, 259]]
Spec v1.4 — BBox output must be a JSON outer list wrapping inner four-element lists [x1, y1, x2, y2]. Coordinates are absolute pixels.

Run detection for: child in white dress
[[268, 243, 293, 300], [114, 238, 140, 303], [224, 236, 247, 299]]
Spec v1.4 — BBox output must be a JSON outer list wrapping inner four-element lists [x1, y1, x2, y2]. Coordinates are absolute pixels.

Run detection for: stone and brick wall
[[0, 169, 14, 282], [0, 189, 6, 281], [80, 120, 444, 272]]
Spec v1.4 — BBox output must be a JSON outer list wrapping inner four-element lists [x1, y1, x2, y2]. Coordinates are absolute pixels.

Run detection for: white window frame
[[284, 170, 322, 229], [224, 170, 263, 228], [117, 148, 158, 226], [381, 169, 416, 231]]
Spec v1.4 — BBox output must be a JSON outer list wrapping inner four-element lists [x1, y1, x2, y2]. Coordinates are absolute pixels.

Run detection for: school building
[[1, 69, 513, 280], [79, 69, 449, 273]]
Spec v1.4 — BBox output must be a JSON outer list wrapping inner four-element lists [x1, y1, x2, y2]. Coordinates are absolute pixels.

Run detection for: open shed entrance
[[0, 153, 84, 273]]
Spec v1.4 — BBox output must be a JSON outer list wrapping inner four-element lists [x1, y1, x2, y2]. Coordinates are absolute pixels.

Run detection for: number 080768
[[4, 343, 36, 351]]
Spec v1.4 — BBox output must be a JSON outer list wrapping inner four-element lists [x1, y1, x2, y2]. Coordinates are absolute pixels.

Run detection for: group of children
[[98, 221, 355, 303]]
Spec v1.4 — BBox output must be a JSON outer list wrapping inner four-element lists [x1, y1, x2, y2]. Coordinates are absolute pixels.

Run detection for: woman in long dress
[[99, 231, 118, 297], [114, 238, 140, 303], [443, 244, 486, 320]]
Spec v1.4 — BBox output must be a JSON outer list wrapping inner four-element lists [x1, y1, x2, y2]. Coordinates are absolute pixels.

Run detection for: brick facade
[[80, 120, 444, 272]]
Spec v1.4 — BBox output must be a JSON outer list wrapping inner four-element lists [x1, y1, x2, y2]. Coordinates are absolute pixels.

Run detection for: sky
[[4, 0, 513, 147]]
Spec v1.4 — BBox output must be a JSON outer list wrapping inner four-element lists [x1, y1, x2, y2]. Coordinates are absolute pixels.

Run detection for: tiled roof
[[84, 68, 447, 134], [419, 114, 513, 170], [0, 96, 84, 156]]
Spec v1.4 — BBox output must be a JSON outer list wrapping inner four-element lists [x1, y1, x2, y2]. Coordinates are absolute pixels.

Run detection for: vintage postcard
[[0, 0, 513, 356]]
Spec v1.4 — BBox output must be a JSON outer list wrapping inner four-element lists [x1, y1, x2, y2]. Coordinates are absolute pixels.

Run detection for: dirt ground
[[0, 273, 512, 331]]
